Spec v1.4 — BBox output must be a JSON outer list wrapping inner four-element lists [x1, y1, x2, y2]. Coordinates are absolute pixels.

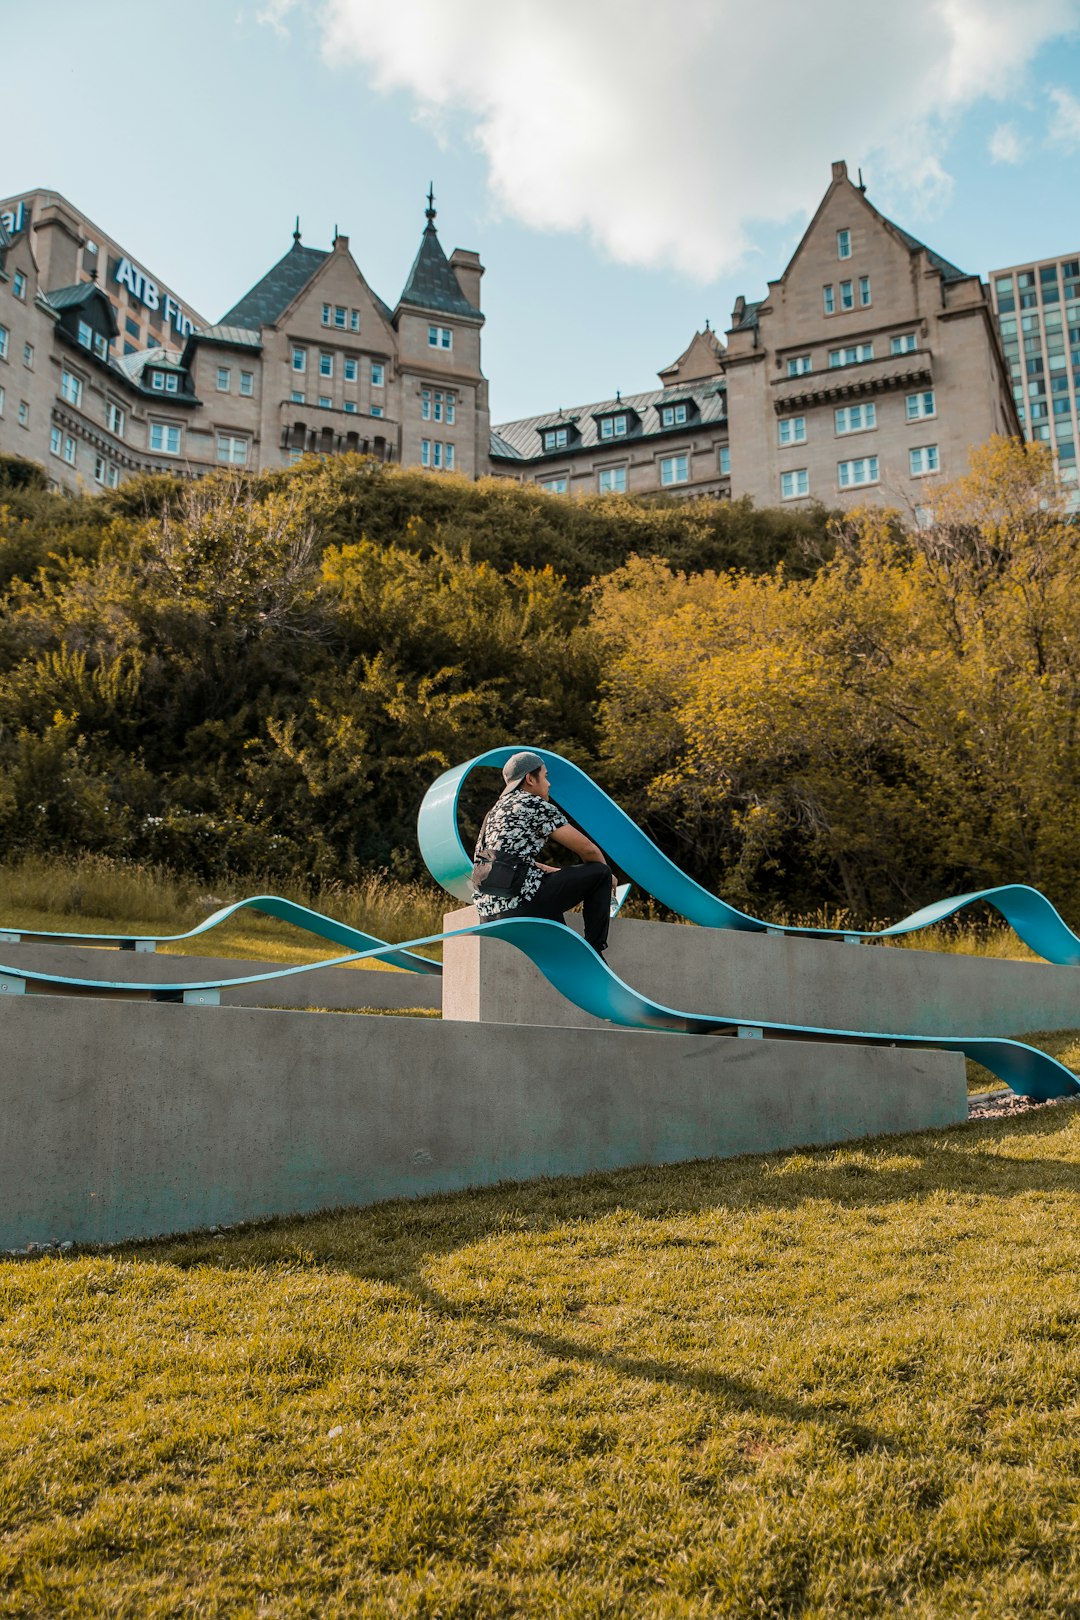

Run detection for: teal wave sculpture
[[0, 916, 1075, 1099], [417, 746, 1080, 966], [0, 894, 440, 976]]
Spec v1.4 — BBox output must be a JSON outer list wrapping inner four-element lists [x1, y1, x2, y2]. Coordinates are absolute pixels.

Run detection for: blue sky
[[5, 0, 1080, 421]]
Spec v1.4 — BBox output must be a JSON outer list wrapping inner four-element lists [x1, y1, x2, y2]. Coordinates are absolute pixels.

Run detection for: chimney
[[449, 247, 484, 312], [333, 233, 349, 253], [831, 159, 848, 182]]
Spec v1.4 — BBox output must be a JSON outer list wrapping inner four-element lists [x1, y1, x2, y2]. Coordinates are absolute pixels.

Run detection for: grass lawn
[[3, 1109, 1080, 1618]]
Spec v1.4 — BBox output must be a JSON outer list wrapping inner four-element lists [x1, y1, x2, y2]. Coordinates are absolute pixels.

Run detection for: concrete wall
[[0, 995, 964, 1248], [442, 908, 1080, 1038], [0, 942, 440, 1011]]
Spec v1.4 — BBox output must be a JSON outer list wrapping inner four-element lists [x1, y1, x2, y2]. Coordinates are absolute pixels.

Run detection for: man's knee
[[581, 861, 613, 887]]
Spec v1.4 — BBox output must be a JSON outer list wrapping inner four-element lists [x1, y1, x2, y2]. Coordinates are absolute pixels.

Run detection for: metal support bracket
[[182, 988, 220, 1006], [843, 933, 862, 945], [736, 1024, 763, 1039], [0, 932, 21, 945], [0, 974, 27, 995]]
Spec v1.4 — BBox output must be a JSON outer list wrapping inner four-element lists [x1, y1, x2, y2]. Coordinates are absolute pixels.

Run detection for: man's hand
[[534, 861, 561, 874]]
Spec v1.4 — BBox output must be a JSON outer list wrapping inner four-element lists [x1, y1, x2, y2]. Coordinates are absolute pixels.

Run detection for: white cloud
[[989, 121, 1026, 163], [1047, 85, 1080, 148], [298, 0, 1080, 279]]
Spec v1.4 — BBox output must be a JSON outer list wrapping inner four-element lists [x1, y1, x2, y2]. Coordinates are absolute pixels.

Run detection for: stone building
[[491, 162, 1020, 512], [0, 188, 489, 490]]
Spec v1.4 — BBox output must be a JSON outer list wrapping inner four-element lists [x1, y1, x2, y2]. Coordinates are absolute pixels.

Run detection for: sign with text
[[109, 255, 197, 338]]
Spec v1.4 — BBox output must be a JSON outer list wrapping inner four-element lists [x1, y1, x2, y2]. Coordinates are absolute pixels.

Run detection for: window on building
[[63, 435, 77, 466], [107, 464, 120, 488], [891, 333, 918, 355], [23, 343, 33, 368], [859, 276, 871, 306], [371, 362, 385, 388], [909, 445, 939, 476], [0, 325, 8, 359], [829, 343, 874, 367], [344, 400, 358, 414], [839, 279, 854, 310], [995, 275, 1016, 313], [781, 469, 809, 499], [823, 284, 836, 315], [149, 423, 181, 455], [541, 476, 568, 493], [319, 353, 333, 377], [838, 455, 879, 487], [216, 367, 231, 391], [151, 371, 179, 393], [661, 403, 689, 427], [60, 370, 83, 407], [543, 427, 569, 451], [778, 416, 807, 445], [1040, 264, 1061, 305], [217, 435, 248, 466], [660, 454, 689, 485], [906, 390, 936, 421], [77, 320, 94, 351], [837, 229, 852, 260], [0, 385, 5, 416], [599, 414, 628, 439], [322, 304, 332, 326], [291, 390, 305, 404], [334, 305, 347, 329], [106, 402, 125, 437], [318, 395, 332, 409], [50, 426, 62, 457], [17, 400, 28, 426], [428, 325, 452, 349], [292, 347, 307, 372], [125, 316, 141, 340], [94, 454, 107, 485], [350, 310, 360, 332], [240, 371, 254, 396], [598, 466, 627, 494], [1018, 270, 1037, 309], [787, 355, 812, 376], [835, 402, 877, 433], [371, 405, 384, 417], [343, 358, 358, 382], [719, 446, 730, 475], [421, 439, 453, 469], [13, 270, 26, 299], [288, 449, 305, 466]]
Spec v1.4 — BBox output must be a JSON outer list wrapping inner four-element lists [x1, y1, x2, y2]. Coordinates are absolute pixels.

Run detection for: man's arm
[[550, 824, 606, 863]]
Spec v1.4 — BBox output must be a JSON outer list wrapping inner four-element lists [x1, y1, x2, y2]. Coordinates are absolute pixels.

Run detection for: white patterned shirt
[[472, 790, 569, 917]]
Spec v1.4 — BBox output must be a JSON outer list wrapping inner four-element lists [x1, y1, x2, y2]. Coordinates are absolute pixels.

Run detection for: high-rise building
[[988, 254, 1080, 507]]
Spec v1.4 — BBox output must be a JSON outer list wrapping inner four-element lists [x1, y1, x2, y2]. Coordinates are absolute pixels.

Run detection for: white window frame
[[823, 284, 836, 315], [909, 445, 940, 477], [0, 384, 5, 416], [906, 390, 936, 422], [151, 371, 179, 394], [344, 400, 358, 414], [50, 426, 62, 457], [0, 325, 8, 360], [719, 446, 730, 475], [321, 304, 332, 326], [371, 405, 383, 418], [828, 343, 874, 368], [334, 305, 346, 329], [837, 229, 852, 260], [839, 279, 854, 311], [541, 475, 568, 493], [660, 453, 689, 486], [23, 342, 33, 368], [13, 270, 26, 299], [599, 414, 628, 440], [94, 454, 107, 486], [838, 455, 880, 488], [107, 464, 120, 489], [778, 416, 807, 446], [598, 466, 627, 494], [17, 400, 29, 426], [292, 347, 307, 372], [60, 369, 83, 407], [349, 310, 360, 332], [240, 371, 254, 397], [77, 320, 94, 351], [371, 362, 385, 388], [343, 357, 358, 383], [834, 403, 877, 434], [661, 403, 688, 427], [859, 276, 871, 307], [63, 435, 77, 466], [318, 395, 332, 409], [291, 390, 305, 404], [216, 434, 248, 466], [780, 469, 809, 500], [216, 367, 231, 392], [787, 355, 812, 377], [149, 422, 182, 455], [106, 401, 125, 437], [543, 427, 569, 451], [319, 352, 334, 378], [428, 325, 452, 350], [891, 333, 917, 355]]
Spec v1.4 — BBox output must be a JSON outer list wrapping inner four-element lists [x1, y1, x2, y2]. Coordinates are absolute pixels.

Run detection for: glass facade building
[[990, 255, 1080, 507]]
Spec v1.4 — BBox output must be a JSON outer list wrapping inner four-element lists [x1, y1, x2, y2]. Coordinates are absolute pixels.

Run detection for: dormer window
[[599, 413, 628, 439], [660, 403, 690, 428], [151, 370, 179, 393], [543, 426, 569, 451]]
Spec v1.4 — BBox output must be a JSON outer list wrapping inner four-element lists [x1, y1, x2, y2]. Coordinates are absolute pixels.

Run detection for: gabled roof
[[890, 224, 968, 284], [188, 324, 262, 349], [44, 281, 120, 338], [492, 380, 727, 462], [398, 197, 481, 319], [731, 301, 762, 332], [220, 239, 329, 328]]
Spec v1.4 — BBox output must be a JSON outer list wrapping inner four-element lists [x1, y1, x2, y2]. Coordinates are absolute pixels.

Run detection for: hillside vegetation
[[0, 439, 1077, 929]]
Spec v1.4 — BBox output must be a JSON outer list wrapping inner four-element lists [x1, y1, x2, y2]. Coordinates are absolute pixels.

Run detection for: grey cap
[[502, 750, 545, 790]]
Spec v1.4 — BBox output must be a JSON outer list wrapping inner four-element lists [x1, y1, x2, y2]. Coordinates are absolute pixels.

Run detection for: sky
[[4, 0, 1080, 422]]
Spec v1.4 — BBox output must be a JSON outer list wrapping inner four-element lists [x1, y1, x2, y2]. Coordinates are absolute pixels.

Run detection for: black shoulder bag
[[471, 801, 530, 899]]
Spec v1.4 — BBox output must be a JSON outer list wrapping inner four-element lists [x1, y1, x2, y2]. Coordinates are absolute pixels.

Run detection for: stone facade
[[0, 189, 489, 491]]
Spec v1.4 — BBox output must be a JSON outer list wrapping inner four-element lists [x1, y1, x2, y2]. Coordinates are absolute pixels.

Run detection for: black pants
[[513, 862, 613, 953]]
